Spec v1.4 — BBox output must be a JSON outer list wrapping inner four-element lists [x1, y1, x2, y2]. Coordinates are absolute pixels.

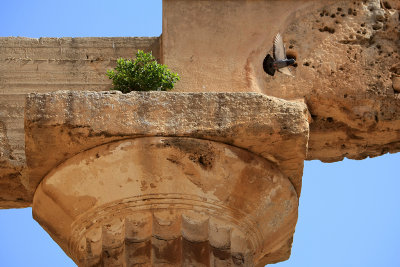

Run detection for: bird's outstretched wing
[[278, 67, 294, 77], [273, 33, 286, 61]]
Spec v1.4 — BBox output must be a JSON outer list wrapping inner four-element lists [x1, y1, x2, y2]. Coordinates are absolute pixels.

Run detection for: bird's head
[[287, 58, 296, 66]]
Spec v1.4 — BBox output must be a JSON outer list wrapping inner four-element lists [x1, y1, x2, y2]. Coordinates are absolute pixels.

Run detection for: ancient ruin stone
[[33, 137, 298, 266], [0, 37, 160, 207], [1, 0, 399, 208], [270, 0, 400, 162], [27, 91, 309, 266], [162, 0, 400, 162], [25, 91, 309, 198], [0, 0, 399, 266]]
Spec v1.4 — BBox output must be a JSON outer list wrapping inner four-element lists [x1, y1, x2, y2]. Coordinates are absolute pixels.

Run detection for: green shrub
[[106, 50, 180, 93]]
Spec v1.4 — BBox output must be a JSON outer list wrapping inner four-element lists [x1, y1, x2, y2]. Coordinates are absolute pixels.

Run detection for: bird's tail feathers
[[263, 54, 276, 76]]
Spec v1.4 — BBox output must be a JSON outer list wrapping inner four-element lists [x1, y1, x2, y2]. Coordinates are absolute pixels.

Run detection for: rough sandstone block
[[33, 137, 300, 266], [25, 91, 309, 197], [26, 91, 309, 266], [162, 0, 400, 162], [0, 37, 160, 208]]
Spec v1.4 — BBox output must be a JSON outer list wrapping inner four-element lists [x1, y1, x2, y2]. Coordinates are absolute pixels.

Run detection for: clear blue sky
[[1, 1, 399, 266]]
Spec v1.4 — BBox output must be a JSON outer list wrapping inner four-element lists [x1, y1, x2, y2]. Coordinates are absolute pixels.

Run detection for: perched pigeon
[[263, 33, 295, 77]]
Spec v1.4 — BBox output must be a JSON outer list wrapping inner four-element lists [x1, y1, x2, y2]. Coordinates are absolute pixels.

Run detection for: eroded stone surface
[[0, 37, 160, 94], [25, 91, 309, 200], [261, 0, 400, 162], [0, 37, 160, 208], [33, 137, 298, 266], [162, 0, 400, 162], [1, 1, 399, 209]]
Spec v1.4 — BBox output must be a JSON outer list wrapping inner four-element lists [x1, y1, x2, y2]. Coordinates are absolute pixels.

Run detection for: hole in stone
[[327, 117, 333, 123], [383, 1, 391, 9], [348, 8, 353, 15], [286, 50, 297, 61], [319, 26, 335, 34]]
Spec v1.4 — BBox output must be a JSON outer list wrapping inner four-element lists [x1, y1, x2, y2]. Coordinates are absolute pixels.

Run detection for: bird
[[263, 33, 295, 77]]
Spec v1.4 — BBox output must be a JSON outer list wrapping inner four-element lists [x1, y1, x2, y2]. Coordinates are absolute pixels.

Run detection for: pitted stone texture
[[260, 0, 400, 162], [162, 0, 400, 162], [25, 91, 309, 200], [33, 138, 299, 266]]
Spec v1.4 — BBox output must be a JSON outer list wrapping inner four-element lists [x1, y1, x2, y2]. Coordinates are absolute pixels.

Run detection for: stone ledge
[[25, 91, 309, 198]]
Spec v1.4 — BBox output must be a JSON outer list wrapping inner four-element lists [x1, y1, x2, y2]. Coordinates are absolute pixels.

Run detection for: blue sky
[[1, 1, 399, 266]]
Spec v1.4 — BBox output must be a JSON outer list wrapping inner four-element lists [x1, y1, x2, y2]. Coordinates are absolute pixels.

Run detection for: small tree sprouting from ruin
[[107, 50, 180, 93]]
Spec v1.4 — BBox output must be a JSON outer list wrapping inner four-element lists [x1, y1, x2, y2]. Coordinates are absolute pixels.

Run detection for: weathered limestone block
[[162, 0, 400, 162], [0, 37, 160, 208], [33, 138, 298, 266], [26, 91, 309, 266], [2, 0, 399, 209], [25, 91, 309, 197], [0, 94, 28, 208], [263, 0, 400, 162], [0, 37, 160, 94]]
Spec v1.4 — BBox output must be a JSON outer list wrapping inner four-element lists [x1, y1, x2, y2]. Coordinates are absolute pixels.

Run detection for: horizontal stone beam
[[25, 91, 309, 198]]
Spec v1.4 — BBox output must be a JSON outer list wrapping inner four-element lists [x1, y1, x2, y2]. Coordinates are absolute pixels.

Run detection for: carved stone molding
[[33, 137, 298, 266]]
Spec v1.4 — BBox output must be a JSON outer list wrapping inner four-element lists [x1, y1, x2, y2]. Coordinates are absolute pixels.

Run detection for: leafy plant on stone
[[106, 50, 180, 93]]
